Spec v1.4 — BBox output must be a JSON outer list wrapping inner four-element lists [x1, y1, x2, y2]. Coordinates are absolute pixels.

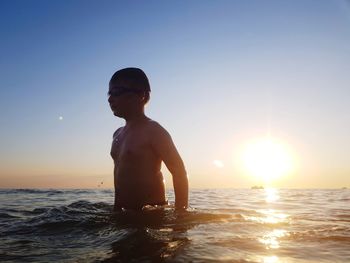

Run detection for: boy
[[108, 67, 188, 210]]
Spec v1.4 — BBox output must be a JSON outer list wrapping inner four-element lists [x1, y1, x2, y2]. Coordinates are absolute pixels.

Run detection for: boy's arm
[[151, 124, 188, 210]]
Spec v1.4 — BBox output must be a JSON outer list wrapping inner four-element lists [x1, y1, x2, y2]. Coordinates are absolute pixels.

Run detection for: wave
[[1, 200, 239, 237], [0, 213, 19, 219], [2, 189, 65, 194], [288, 230, 350, 242], [0, 189, 108, 195]]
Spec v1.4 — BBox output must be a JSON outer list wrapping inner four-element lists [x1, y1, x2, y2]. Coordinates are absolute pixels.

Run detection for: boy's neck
[[124, 110, 148, 125]]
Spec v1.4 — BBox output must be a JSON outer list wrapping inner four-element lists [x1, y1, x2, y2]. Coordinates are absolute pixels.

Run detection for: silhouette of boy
[[108, 67, 188, 210]]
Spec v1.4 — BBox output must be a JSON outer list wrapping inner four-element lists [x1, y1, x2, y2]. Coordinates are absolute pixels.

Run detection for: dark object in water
[[251, 186, 264, 189]]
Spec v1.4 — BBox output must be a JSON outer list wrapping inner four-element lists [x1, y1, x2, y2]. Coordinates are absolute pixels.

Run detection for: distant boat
[[341, 187, 347, 190], [251, 186, 264, 189]]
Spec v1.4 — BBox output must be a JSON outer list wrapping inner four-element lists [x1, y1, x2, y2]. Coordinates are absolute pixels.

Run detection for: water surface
[[1, 188, 349, 262]]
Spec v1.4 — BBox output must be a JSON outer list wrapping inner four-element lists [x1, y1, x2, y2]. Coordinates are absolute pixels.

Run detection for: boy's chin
[[113, 111, 123, 118]]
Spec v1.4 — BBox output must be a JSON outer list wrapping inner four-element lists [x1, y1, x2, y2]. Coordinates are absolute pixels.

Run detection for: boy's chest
[[110, 130, 150, 162]]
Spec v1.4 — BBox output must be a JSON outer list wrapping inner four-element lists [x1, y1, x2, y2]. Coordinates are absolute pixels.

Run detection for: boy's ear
[[140, 92, 146, 102]]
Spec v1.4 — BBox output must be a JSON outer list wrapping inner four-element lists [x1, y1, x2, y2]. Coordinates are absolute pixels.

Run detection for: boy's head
[[108, 67, 151, 117], [109, 67, 150, 102]]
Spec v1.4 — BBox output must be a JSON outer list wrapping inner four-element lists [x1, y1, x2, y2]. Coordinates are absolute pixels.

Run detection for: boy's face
[[108, 79, 144, 117]]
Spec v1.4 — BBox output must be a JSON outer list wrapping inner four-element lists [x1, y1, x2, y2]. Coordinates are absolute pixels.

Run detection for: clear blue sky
[[1, 0, 349, 188]]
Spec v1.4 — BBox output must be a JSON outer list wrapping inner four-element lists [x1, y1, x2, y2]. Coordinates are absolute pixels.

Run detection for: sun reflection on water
[[249, 189, 289, 263], [261, 209, 288, 224], [263, 255, 279, 263], [265, 188, 280, 203], [259, 229, 288, 249], [245, 209, 288, 224]]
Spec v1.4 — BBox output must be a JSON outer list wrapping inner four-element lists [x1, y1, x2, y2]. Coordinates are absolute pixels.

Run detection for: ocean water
[[0, 189, 349, 263]]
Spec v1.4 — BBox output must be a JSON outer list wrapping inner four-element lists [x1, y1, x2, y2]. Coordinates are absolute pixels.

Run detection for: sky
[[0, 0, 349, 189]]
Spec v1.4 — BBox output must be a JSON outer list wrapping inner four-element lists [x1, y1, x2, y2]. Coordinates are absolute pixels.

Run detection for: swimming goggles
[[108, 87, 143, 97]]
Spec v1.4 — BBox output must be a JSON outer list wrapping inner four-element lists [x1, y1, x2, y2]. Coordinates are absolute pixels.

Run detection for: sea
[[0, 188, 349, 263]]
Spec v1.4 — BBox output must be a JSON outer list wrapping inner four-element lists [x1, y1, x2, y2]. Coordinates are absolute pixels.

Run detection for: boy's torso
[[111, 120, 166, 208]]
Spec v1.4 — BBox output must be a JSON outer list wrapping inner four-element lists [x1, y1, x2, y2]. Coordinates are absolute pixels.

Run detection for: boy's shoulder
[[146, 119, 162, 129], [112, 119, 171, 139], [145, 119, 170, 135]]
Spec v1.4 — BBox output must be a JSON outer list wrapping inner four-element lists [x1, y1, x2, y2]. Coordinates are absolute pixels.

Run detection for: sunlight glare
[[242, 138, 293, 184], [213, 160, 224, 168]]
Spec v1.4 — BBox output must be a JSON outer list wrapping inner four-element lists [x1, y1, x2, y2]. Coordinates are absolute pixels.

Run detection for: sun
[[242, 137, 293, 184]]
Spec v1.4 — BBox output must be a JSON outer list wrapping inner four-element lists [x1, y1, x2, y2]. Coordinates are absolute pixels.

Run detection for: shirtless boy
[[108, 67, 188, 210]]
